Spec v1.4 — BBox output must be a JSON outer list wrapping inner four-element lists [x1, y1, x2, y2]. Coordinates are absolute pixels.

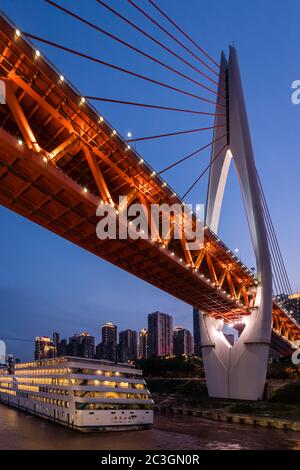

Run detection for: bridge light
[[15, 29, 21, 37], [235, 248, 239, 253], [83, 187, 88, 193], [126, 145, 131, 151], [35, 49, 41, 58], [112, 129, 117, 135], [139, 158, 144, 164], [172, 192, 176, 197], [59, 75, 64, 82], [17, 139, 23, 146], [127, 132, 132, 138], [171, 252, 175, 256], [179, 258, 183, 262], [151, 171, 156, 177], [162, 182, 167, 187], [43, 156, 48, 163]]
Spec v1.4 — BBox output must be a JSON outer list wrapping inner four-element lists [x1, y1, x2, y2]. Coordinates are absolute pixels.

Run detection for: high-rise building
[[138, 329, 148, 359], [57, 339, 69, 357], [96, 323, 117, 362], [35, 336, 56, 360], [53, 332, 60, 348], [193, 307, 202, 356], [173, 327, 194, 356], [0, 340, 5, 366], [148, 312, 173, 357], [69, 332, 95, 359], [7, 354, 15, 374], [118, 329, 138, 362]]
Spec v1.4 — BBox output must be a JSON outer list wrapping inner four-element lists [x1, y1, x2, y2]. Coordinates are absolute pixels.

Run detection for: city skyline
[[3, 312, 195, 362]]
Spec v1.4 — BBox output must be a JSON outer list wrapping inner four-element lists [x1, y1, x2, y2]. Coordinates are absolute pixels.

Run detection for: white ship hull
[[0, 356, 153, 432]]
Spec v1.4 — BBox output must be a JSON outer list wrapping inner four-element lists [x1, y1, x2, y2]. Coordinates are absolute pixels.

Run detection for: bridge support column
[[200, 46, 272, 401]]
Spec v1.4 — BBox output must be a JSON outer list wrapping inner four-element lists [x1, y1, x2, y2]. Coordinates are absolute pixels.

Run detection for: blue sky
[[0, 0, 299, 360]]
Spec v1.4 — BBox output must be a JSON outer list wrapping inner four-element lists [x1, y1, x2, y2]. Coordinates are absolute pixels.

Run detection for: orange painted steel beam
[[50, 134, 79, 163], [83, 146, 112, 203], [5, 80, 41, 153], [206, 252, 218, 285], [7, 73, 75, 135], [180, 232, 194, 266], [118, 188, 138, 213], [138, 193, 162, 243], [218, 268, 227, 287], [194, 249, 205, 270]]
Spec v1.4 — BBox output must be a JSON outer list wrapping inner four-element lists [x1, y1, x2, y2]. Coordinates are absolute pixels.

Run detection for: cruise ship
[[0, 356, 153, 432]]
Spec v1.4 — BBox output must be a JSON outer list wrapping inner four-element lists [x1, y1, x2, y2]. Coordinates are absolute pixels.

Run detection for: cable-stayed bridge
[[0, 2, 298, 399]]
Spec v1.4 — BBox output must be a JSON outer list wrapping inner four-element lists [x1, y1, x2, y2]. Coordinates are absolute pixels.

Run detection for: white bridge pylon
[[198, 46, 272, 400]]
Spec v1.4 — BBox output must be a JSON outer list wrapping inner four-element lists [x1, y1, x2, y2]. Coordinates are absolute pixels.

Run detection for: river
[[0, 403, 299, 450]]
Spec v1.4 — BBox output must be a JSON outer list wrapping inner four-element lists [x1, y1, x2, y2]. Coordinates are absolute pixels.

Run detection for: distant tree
[[136, 355, 204, 378]]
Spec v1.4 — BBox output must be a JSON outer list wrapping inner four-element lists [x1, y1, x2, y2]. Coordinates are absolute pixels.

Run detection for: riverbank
[[155, 403, 300, 431], [153, 390, 300, 431]]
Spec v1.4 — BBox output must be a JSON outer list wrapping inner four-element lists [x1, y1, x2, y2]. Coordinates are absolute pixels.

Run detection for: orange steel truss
[[0, 14, 299, 351]]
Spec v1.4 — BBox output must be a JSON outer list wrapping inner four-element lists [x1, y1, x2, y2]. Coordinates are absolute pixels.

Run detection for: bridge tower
[[197, 46, 273, 400]]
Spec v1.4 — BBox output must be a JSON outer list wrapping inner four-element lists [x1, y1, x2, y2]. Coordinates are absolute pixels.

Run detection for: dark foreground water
[[0, 403, 299, 450]]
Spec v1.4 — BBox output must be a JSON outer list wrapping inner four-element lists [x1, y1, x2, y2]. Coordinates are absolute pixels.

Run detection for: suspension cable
[[257, 175, 292, 295], [127, 125, 226, 143], [182, 142, 228, 199], [158, 133, 228, 175], [95, 0, 224, 90], [260, 194, 288, 295], [148, 0, 222, 71], [45, 0, 223, 98], [85, 96, 226, 116], [258, 178, 292, 295], [23, 32, 224, 108], [127, 0, 222, 80], [263, 205, 288, 295]]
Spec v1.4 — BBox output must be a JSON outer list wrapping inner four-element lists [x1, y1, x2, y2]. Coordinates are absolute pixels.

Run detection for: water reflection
[[0, 404, 299, 450]]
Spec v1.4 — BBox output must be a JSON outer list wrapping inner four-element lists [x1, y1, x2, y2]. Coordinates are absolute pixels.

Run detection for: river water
[[0, 403, 299, 450]]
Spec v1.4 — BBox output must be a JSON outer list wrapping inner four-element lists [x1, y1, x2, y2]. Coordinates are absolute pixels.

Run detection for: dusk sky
[[1, 0, 299, 360]]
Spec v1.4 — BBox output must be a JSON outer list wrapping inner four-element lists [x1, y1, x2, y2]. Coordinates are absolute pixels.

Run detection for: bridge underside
[[0, 14, 299, 355], [0, 128, 241, 316]]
